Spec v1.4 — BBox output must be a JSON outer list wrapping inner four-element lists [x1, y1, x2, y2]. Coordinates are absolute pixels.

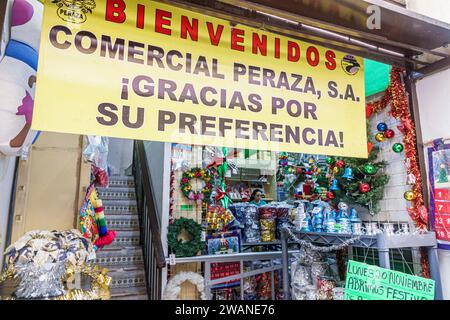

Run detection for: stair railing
[[133, 140, 166, 300]]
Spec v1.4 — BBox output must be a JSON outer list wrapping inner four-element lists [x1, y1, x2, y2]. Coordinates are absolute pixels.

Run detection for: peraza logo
[[52, 0, 96, 24], [341, 55, 361, 76]]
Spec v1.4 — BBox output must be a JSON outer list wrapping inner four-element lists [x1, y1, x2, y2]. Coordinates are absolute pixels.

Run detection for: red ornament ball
[[384, 129, 395, 139], [359, 183, 371, 193], [326, 191, 335, 200], [336, 160, 345, 168]]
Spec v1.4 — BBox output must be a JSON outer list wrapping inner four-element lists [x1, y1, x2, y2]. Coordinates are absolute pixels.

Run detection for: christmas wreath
[[180, 168, 212, 203], [167, 217, 203, 257]]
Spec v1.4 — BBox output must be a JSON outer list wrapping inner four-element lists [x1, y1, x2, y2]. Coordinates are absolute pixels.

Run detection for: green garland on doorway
[[168, 217, 203, 257]]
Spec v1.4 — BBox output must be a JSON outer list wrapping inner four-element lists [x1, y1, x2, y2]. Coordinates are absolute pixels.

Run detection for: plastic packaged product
[[332, 287, 345, 300], [260, 218, 276, 242], [243, 276, 257, 300], [292, 283, 307, 300], [298, 246, 325, 266], [242, 204, 260, 243], [316, 276, 336, 300], [292, 265, 312, 287], [311, 262, 329, 286], [305, 285, 317, 300]]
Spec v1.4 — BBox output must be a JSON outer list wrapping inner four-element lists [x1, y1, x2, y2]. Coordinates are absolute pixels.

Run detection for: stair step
[[109, 268, 146, 289], [104, 208, 138, 216], [109, 177, 135, 188], [103, 199, 137, 206], [98, 190, 136, 201], [111, 230, 140, 247], [96, 246, 144, 268], [106, 215, 140, 231], [98, 186, 136, 193], [110, 285, 148, 298], [110, 293, 149, 300]]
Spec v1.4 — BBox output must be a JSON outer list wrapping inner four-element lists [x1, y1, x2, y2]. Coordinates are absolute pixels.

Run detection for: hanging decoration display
[[359, 183, 371, 193], [167, 217, 203, 257], [393, 143, 404, 153], [376, 122, 388, 132], [363, 164, 377, 175], [366, 67, 429, 277], [375, 133, 385, 142], [384, 129, 395, 139], [180, 168, 212, 203]]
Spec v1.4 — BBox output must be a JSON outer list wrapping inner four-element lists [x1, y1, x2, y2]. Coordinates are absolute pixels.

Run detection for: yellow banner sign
[[33, 0, 367, 157]]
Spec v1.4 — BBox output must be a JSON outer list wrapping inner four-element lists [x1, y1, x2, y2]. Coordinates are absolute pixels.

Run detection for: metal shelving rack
[[280, 229, 444, 300]]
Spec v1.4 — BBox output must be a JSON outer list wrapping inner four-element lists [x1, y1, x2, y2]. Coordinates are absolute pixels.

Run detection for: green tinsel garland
[[167, 218, 203, 257]]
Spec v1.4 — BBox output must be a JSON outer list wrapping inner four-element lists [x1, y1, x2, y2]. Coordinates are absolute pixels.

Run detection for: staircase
[[96, 176, 149, 300]]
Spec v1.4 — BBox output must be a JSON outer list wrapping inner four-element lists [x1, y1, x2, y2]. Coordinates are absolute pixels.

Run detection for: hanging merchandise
[[180, 167, 212, 204], [79, 185, 100, 245], [90, 188, 116, 248], [83, 136, 110, 187], [367, 67, 430, 277], [167, 217, 203, 257]]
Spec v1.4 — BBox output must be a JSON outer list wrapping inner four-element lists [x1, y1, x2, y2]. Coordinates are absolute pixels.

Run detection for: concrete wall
[[0, 156, 16, 268], [143, 141, 165, 219], [406, 0, 450, 300]]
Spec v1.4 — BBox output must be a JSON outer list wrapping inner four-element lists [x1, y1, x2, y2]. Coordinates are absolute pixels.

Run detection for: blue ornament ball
[[377, 122, 388, 132]]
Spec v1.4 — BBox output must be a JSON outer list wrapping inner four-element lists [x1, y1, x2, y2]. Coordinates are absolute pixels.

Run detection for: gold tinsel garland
[[0, 264, 111, 300]]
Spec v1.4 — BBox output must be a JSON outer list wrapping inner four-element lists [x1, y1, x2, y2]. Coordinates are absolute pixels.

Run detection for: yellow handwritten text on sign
[[33, 0, 367, 157]]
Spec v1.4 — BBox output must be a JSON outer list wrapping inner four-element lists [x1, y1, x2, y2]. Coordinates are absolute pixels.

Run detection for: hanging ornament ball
[[336, 160, 345, 168], [363, 164, 377, 175], [359, 183, 371, 193], [392, 143, 404, 153], [404, 191, 416, 201], [326, 157, 334, 165], [326, 191, 335, 200], [297, 168, 303, 175], [375, 133, 385, 142], [377, 122, 388, 132], [333, 166, 340, 174], [384, 129, 395, 139]]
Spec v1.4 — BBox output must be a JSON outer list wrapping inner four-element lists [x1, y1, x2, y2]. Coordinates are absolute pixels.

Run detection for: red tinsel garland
[[169, 161, 175, 225], [367, 67, 430, 278]]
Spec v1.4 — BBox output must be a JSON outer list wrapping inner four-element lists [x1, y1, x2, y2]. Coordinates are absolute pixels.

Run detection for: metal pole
[[378, 249, 391, 269], [281, 229, 290, 299], [240, 260, 244, 300], [205, 261, 212, 300], [428, 246, 443, 300]]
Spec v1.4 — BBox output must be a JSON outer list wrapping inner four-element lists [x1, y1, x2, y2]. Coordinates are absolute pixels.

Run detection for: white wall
[[407, 0, 450, 24], [107, 138, 133, 176], [407, 0, 450, 300], [0, 156, 16, 268]]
